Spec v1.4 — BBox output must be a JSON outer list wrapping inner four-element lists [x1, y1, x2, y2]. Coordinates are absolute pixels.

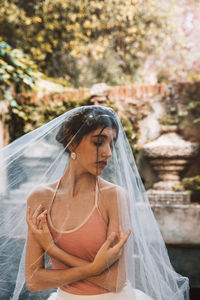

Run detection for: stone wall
[[15, 82, 166, 105]]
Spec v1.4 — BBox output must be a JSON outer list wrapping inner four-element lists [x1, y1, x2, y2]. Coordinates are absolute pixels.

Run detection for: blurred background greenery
[[1, 0, 198, 89]]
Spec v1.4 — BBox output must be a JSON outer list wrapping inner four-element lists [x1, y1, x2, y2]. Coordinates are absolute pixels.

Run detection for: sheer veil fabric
[[0, 105, 189, 300]]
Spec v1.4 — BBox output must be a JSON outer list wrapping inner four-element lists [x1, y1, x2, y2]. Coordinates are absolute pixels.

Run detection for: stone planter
[[143, 125, 199, 204]]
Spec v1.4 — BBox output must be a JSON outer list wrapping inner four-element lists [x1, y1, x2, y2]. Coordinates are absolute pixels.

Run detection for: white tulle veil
[[0, 105, 189, 300]]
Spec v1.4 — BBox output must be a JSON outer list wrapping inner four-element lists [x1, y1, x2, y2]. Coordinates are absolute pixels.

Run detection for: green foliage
[[6, 97, 91, 141], [185, 101, 200, 124], [182, 176, 200, 191], [120, 113, 139, 151], [181, 175, 200, 203], [0, 0, 186, 87], [160, 115, 180, 126], [0, 39, 40, 100], [160, 83, 200, 135], [177, 85, 200, 125]]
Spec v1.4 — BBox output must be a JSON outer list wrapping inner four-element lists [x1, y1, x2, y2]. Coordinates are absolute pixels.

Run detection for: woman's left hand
[[26, 205, 55, 254]]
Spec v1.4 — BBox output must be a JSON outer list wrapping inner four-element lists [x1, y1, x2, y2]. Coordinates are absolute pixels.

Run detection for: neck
[[61, 158, 97, 197]]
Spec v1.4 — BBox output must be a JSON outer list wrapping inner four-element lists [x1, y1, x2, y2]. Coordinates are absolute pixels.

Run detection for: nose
[[103, 142, 112, 158]]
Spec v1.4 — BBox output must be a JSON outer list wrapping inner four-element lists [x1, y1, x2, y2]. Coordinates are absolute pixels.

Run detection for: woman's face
[[73, 126, 117, 176]]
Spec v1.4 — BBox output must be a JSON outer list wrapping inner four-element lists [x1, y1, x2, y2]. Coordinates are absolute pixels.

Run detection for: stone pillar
[[89, 83, 109, 105], [142, 122, 200, 289], [142, 125, 199, 204]]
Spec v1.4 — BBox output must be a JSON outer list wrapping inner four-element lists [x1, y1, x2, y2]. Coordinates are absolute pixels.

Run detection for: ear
[[68, 144, 73, 153], [67, 140, 76, 153]]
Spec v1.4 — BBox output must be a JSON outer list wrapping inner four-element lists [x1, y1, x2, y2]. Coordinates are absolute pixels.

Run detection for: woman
[[0, 106, 189, 300], [25, 106, 132, 299]]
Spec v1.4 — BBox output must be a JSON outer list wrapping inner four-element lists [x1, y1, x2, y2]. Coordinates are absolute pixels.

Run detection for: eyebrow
[[91, 134, 117, 142]]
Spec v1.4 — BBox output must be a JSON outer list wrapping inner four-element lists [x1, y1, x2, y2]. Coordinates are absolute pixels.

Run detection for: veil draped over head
[[0, 105, 189, 300]]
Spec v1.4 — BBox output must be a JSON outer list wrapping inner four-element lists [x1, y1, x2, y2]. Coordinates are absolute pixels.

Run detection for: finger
[[40, 210, 48, 230], [37, 209, 47, 223], [120, 229, 131, 246], [26, 207, 38, 232], [32, 205, 42, 225], [117, 226, 127, 242], [32, 205, 43, 225], [37, 210, 47, 230], [32, 204, 43, 218], [103, 232, 117, 249], [115, 229, 131, 250]]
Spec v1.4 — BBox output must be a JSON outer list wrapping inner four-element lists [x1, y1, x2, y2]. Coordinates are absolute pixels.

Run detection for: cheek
[[77, 144, 97, 162]]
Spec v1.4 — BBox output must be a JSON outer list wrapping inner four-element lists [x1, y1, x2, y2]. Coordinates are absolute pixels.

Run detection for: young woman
[[0, 106, 189, 300], [25, 108, 132, 299]]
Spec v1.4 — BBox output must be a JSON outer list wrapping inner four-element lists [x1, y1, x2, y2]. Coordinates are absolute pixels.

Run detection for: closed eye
[[94, 142, 103, 146], [92, 133, 116, 149]]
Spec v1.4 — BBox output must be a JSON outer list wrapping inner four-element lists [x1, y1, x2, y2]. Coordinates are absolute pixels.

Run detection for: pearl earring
[[71, 152, 76, 160]]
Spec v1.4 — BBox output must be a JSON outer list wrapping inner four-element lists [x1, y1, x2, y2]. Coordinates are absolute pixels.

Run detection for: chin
[[89, 168, 103, 176], [97, 169, 103, 175]]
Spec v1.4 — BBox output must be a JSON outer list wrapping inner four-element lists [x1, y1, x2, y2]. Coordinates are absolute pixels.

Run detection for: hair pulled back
[[56, 106, 119, 153]]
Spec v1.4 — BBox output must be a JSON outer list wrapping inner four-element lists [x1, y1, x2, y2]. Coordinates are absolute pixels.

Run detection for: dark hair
[[56, 106, 119, 153]]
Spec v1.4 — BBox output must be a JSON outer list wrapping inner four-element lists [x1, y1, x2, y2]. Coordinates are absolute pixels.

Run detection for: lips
[[96, 161, 107, 168]]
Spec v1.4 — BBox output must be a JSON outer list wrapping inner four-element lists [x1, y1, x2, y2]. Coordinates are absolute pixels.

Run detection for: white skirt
[[47, 287, 154, 300]]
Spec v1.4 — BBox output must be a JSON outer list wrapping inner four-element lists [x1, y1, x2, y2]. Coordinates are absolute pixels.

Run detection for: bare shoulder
[[27, 181, 58, 211], [98, 178, 127, 210]]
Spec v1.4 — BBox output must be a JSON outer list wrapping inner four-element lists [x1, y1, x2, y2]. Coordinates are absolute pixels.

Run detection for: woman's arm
[[25, 194, 96, 291], [26, 216, 129, 292], [28, 186, 126, 292], [26, 193, 130, 292], [26, 228, 95, 291]]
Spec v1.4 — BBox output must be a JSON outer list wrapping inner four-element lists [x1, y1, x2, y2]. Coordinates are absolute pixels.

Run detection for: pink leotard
[[47, 180, 109, 295]]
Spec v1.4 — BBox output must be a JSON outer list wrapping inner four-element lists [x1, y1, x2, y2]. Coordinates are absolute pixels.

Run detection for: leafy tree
[[0, 0, 187, 86], [0, 39, 39, 100]]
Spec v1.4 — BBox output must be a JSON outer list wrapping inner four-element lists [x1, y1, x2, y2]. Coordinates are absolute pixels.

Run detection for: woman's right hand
[[92, 227, 131, 275], [26, 205, 55, 254]]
